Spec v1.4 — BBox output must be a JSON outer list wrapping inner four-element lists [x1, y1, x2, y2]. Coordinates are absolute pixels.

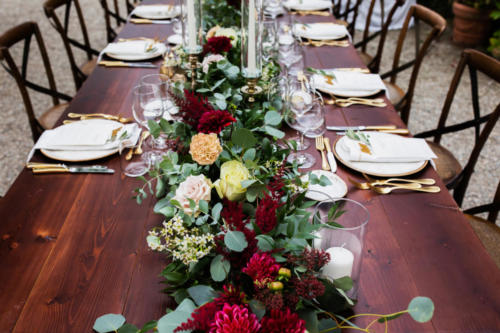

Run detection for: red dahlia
[[210, 304, 260, 333], [203, 36, 232, 55], [260, 308, 306, 333], [197, 109, 236, 134], [242, 252, 280, 289]]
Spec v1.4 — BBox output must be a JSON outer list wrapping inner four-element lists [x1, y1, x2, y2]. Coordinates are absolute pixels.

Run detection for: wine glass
[[262, 19, 278, 62], [131, 83, 165, 166], [264, 0, 284, 19], [299, 99, 326, 139], [279, 41, 303, 76], [141, 74, 177, 121]]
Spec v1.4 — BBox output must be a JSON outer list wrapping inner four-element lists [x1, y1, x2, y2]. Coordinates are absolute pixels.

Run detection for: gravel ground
[[0, 2, 498, 220]]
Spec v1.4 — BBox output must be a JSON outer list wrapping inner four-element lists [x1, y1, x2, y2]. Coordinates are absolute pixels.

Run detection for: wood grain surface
[[1, 3, 499, 332]]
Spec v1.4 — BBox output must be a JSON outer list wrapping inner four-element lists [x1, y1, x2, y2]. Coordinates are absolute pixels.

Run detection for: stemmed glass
[[131, 83, 165, 167], [264, 0, 284, 19], [262, 19, 278, 62], [279, 41, 304, 76], [285, 75, 315, 150]]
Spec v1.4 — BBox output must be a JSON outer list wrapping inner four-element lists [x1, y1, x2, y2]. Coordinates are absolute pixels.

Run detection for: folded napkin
[[27, 120, 140, 161], [283, 0, 331, 11], [312, 71, 386, 93], [341, 132, 437, 163], [103, 41, 156, 56], [293, 23, 350, 41], [133, 5, 180, 18]]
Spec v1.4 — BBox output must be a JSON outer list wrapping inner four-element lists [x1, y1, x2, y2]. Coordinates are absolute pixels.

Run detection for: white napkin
[[133, 5, 180, 19], [103, 41, 155, 56], [284, 0, 331, 11], [27, 120, 141, 161], [312, 71, 386, 93], [293, 23, 350, 41], [341, 132, 437, 163]]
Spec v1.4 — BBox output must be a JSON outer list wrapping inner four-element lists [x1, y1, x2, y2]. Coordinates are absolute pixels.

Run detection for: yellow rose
[[189, 133, 223, 165], [213, 160, 250, 201]]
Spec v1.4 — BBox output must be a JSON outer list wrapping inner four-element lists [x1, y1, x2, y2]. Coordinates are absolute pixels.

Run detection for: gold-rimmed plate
[[332, 134, 429, 177]]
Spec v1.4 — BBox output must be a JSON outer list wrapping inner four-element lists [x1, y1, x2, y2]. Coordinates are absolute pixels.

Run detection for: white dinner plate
[[133, 5, 181, 19], [333, 133, 428, 177], [302, 170, 347, 201], [40, 119, 124, 162], [311, 75, 382, 98], [106, 42, 167, 61], [284, 0, 331, 11], [293, 23, 347, 41]]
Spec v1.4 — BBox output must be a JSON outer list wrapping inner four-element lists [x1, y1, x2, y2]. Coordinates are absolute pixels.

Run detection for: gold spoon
[[371, 185, 441, 194], [348, 177, 422, 190], [362, 174, 436, 185], [134, 131, 150, 155]]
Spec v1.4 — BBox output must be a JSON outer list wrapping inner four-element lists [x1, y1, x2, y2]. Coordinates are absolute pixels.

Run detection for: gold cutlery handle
[[32, 168, 69, 174], [135, 131, 150, 155], [63, 120, 77, 124], [387, 178, 436, 185], [335, 68, 371, 74], [125, 147, 134, 160], [378, 129, 410, 135], [130, 18, 152, 24], [99, 61, 129, 67], [366, 125, 397, 130], [320, 150, 330, 171], [399, 186, 441, 193], [27, 162, 65, 169]]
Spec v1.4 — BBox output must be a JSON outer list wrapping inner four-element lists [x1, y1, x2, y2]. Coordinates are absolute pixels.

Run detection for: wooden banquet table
[[1, 3, 500, 332]]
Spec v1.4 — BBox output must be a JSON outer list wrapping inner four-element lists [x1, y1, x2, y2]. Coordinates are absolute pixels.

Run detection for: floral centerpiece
[[92, 1, 434, 332]]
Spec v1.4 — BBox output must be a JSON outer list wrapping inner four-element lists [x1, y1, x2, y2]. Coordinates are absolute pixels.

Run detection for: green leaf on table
[[333, 276, 353, 291], [187, 285, 217, 306], [139, 320, 157, 332], [212, 202, 223, 221], [159, 118, 172, 133], [378, 312, 404, 323], [242, 148, 256, 161], [93, 313, 126, 333], [319, 175, 332, 186], [232, 128, 257, 148], [117, 323, 139, 333], [224, 230, 248, 252], [154, 198, 175, 218], [147, 119, 161, 139], [155, 178, 166, 198], [210, 254, 231, 282], [249, 300, 266, 320], [256, 234, 274, 252], [264, 110, 282, 126], [157, 299, 196, 333], [263, 125, 285, 139], [408, 296, 434, 323], [241, 179, 257, 189]]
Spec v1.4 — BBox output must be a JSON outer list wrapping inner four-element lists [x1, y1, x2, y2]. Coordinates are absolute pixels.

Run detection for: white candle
[[248, 0, 256, 75], [187, 0, 197, 50], [322, 247, 354, 280]]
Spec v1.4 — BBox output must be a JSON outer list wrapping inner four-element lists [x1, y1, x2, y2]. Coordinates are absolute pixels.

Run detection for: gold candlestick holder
[[188, 53, 199, 90], [240, 77, 263, 103]]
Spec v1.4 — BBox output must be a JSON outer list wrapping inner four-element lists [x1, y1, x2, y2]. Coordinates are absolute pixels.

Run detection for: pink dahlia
[[242, 252, 280, 289], [260, 308, 306, 333], [210, 304, 261, 333]]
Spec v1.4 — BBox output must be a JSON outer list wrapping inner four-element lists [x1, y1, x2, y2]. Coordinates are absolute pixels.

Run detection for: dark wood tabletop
[[1, 3, 499, 333]]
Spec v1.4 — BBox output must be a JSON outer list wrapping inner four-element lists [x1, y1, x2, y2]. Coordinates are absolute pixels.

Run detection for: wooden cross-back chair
[[415, 49, 500, 207], [100, 0, 127, 43], [43, 0, 100, 90], [0, 22, 72, 141], [380, 4, 446, 125], [332, 0, 363, 39], [355, 0, 406, 74]]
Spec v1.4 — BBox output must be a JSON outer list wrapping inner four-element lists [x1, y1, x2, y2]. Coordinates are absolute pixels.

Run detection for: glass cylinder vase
[[181, 0, 203, 54], [313, 198, 369, 299], [241, 0, 263, 78]]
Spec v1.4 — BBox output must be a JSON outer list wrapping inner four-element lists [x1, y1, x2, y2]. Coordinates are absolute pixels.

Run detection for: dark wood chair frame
[[332, 0, 363, 40], [0, 22, 71, 141], [100, 0, 128, 43], [380, 4, 446, 125], [43, 0, 100, 90], [354, 0, 406, 73], [464, 181, 500, 223], [415, 49, 500, 208]]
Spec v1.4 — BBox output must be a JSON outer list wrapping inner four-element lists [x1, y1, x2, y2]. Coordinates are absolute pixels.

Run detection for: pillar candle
[[322, 247, 354, 280], [187, 0, 196, 50], [248, 0, 256, 75]]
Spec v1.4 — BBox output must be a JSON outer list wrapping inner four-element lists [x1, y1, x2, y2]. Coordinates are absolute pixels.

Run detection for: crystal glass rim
[[313, 198, 370, 231]]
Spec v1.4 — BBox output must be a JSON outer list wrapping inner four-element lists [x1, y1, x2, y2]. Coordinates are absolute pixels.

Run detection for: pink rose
[[173, 175, 212, 215]]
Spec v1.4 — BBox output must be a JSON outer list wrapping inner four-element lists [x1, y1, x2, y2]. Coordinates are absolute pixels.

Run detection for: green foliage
[[408, 296, 435, 323], [203, 0, 241, 28], [93, 314, 126, 333]]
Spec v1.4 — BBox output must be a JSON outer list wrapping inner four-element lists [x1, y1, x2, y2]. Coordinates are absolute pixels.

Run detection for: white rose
[[173, 175, 212, 215]]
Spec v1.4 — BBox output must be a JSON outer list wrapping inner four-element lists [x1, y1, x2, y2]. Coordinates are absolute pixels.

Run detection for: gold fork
[[362, 174, 436, 186], [315, 137, 330, 171], [348, 177, 422, 190], [371, 185, 441, 194]]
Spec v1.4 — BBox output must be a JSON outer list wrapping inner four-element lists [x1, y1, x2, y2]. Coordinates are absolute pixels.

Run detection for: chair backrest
[[380, 4, 446, 125], [100, 0, 127, 43], [415, 49, 500, 207], [332, 0, 363, 39], [356, 0, 406, 73], [464, 180, 500, 223], [0, 22, 71, 141], [43, 0, 100, 89]]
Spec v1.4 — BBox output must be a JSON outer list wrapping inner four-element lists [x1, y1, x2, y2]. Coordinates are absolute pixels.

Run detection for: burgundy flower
[[260, 308, 306, 333], [214, 285, 246, 307], [293, 275, 325, 300], [210, 304, 261, 333], [203, 36, 233, 55], [175, 301, 219, 332], [242, 252, 280, 289], [197, 109, 236, 134], [171, 89, 216, 129], [255, 195, 281, 234]]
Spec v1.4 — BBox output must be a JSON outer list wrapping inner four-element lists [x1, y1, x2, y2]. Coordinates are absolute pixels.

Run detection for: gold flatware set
[[325, 96, 387, 107], [349, 175, 440, 194], [315, 136, 337, 172], [63, 113, 133, 125], [290, 10, 331, 16], [300, 39, 350, 47]]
